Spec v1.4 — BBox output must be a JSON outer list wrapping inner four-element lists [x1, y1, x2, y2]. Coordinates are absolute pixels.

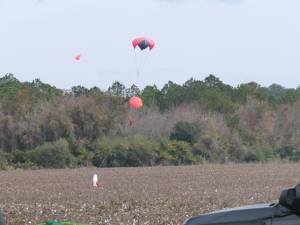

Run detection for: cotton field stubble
[[0, 163, 300, 225]]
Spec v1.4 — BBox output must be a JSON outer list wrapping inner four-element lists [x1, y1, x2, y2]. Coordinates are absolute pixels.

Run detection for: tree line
[[0, 73, 300, 169]]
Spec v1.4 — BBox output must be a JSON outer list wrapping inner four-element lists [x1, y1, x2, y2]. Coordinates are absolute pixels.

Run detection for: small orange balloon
[[129, 96, 143, 109]]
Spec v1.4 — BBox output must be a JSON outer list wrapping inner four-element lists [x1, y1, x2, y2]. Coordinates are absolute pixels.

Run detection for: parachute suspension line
[[132, 37, 155, 87], [134, 49, 151, 87], [138, 49, 150, 84], [133, 48, 141, 86], [129, 37, 153, 127], [129, 107, 133, 127]]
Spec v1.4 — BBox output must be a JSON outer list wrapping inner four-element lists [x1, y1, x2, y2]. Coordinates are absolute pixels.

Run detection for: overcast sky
[[0, 0, 299, 89]]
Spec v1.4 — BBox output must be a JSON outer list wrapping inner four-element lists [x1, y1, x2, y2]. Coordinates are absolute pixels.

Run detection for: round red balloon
[[129, 96, 143, 109]]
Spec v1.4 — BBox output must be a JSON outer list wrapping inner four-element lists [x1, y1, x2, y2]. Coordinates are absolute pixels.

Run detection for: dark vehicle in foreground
[[183, 182, 300, 225]]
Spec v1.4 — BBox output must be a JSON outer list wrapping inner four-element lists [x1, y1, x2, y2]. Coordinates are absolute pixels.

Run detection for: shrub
[[10, 150, 33, 168], [192, 141, 212, 161], [170, 121, 202, 144], [276, 145, 300, 161], [92, 137, 129, 167], [159, 138, 194, 165], [244, 150, 260, 162], [92, 136, 159, 167], [11, 150, 30, 164], [75, 147, 94, 166], [30, 138, 75, 168], [126, 136, 159, 166], [257, 147, 274, 161], [0, 150, 8, 170]]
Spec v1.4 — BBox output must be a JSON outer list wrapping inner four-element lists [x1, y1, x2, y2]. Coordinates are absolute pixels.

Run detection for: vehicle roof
[[183, 203, 277, 225]]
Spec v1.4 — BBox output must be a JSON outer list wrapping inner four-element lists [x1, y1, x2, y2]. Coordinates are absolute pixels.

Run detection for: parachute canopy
[[75, 54, 81, 61], [132, 37, 155, 51], [129, 96, 143, 109]]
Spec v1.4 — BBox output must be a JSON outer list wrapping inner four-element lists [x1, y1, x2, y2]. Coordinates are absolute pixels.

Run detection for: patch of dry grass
[[1, 163, 300, 225]]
